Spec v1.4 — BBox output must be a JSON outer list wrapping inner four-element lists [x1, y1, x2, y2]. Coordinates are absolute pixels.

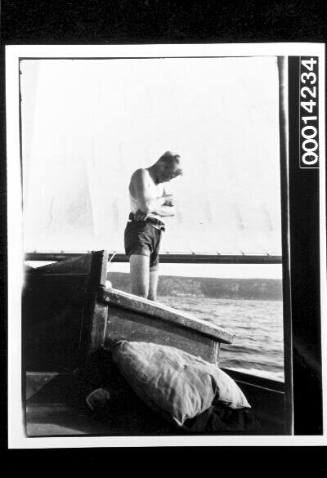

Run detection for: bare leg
[[148, 267, 159, 301], [129, 254, 150, 298]]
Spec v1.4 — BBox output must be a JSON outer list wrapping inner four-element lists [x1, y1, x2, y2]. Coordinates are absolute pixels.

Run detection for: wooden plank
[[79, 251, 109, 358], [225, 368, 286, 434], [24, 370, 282, 436], [23, 251, 110, 370], [28, 253, 92, 274], [105, 306, 219, 364], [223, 368, 285, 393], [100, 287, 234, 344], [22, 274, 89, 371], [24, 373, 177, 436], [26, 372, 59, 400], [88, 301, 108, 354]]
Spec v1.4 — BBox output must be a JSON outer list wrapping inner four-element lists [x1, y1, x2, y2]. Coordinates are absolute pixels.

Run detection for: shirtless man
[[124, 151, 183, 300]]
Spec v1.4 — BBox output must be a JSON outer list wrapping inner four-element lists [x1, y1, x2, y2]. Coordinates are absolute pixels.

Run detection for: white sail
[[21, 57, 281, 255]]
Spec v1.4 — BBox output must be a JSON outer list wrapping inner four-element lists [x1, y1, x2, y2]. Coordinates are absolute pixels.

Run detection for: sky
[[21, 56, 282, 277]]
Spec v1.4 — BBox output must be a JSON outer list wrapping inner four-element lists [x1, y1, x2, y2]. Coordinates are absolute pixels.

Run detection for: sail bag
[[112, 340, 250, 427]]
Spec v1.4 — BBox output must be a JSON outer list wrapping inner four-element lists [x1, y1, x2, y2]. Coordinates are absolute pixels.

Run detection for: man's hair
[[157, 151, 181, 168]]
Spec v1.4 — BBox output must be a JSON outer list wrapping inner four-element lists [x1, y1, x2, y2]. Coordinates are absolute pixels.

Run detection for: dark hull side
[[23, 251, 233, 370]]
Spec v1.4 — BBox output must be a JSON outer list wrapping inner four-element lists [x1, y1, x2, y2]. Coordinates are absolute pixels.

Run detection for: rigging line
[[106, 251, 118, 288], [108, 251, 117, 264]]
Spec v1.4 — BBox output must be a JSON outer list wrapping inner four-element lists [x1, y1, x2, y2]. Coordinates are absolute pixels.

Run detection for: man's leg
[[148, 229, 162, 301], [129, 254, 150, 298], [148, 267, 159, 301]]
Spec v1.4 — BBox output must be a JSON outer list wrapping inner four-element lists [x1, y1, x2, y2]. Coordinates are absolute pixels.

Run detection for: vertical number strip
[[299, 56, 319, 168]]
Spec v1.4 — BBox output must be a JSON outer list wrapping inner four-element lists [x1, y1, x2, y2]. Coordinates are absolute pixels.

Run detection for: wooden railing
[[25, 252, 282, 264]]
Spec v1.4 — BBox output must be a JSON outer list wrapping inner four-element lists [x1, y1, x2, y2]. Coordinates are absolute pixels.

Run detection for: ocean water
[[158, 296, 284, 382]]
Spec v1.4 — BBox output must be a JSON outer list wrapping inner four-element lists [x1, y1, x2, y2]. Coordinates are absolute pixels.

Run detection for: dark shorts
[[124, 221, 163, 270]]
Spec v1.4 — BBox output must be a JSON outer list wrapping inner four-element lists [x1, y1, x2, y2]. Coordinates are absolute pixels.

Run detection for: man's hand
[[163, 194, 175, 207]]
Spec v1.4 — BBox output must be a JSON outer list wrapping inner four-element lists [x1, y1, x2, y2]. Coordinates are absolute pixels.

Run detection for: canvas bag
[[112, 340, 250, 427]]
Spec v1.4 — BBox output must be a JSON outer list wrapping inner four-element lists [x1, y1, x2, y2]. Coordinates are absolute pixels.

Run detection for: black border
[[1, 0, 326, 466], [2, 0, 327, 44], [288, 56, 323, 434]]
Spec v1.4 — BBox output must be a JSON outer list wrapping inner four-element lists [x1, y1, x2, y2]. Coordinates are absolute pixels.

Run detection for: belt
[[128, 212, 165, 230]]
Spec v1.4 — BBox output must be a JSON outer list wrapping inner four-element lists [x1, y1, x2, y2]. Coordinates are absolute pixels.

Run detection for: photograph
[[5, 43, 326, 447]]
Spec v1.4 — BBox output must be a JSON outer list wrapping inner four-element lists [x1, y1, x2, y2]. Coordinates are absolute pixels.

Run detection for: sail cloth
[[21, 57, 281, 255]]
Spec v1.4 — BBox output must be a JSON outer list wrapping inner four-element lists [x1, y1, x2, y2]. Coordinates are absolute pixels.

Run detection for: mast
[[277, 56, 293, 435]]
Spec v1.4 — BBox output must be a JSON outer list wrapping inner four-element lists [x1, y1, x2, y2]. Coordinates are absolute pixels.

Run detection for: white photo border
[[6, 43, 326, 448]]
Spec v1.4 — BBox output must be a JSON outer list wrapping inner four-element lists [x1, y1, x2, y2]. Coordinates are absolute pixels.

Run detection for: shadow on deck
[[25, 366, 285, 437]]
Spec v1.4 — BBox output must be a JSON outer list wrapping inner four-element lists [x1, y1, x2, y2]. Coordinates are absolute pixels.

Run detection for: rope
[[106, 251, 118, 289], [108, 251, 117, 264]]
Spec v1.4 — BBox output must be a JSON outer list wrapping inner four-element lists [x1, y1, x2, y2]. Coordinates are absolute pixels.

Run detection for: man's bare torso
[[129, 168, 165, 220]]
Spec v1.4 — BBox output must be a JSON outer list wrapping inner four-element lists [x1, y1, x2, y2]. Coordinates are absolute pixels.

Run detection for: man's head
[[154, 151, 183, 183]]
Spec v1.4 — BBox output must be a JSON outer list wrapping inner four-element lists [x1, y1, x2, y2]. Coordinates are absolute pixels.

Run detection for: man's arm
[[131, 169, 175, 217], [162, 186, 175, 206]]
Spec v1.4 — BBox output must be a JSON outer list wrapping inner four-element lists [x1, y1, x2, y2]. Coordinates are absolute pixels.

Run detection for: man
[[124, 151, 183, 301]]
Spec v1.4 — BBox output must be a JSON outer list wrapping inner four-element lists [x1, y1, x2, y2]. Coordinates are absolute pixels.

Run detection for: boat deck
[[23, 252, 287, 437], [26, 372, 182, 437], [25, 369, 285, 437]]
